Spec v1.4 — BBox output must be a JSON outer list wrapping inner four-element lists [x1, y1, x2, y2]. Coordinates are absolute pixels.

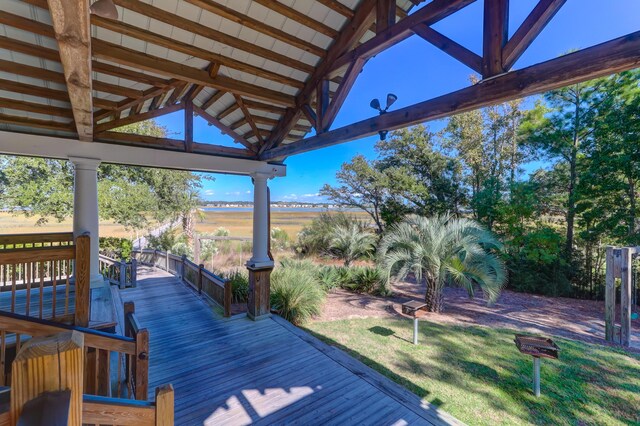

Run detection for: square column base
[[247, 265, 273, 320]]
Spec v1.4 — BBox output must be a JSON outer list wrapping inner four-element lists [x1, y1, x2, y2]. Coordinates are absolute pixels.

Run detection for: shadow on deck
[[117, 266, 463, 425]]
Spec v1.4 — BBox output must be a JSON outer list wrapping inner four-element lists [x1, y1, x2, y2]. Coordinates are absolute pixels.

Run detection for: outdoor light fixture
[[369, 93, 397, 140], [90, 0, 118, 19]]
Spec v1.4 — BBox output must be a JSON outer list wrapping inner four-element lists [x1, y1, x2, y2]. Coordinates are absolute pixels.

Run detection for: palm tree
[[329, 222, 376, 266], [378, 215, 506, 312]]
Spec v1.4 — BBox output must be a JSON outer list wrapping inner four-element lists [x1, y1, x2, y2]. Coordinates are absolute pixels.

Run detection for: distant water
[[200, 207, 362, 213]]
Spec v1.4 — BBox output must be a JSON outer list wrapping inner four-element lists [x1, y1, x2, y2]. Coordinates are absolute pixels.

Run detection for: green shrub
[[295, 212, 369, 256], [270, 267, 325, 325], [271, 227, 291, 250], [222, 269, 249, 303], [316, 266, 340, 291], [279, 258, 319, 272], [170, 242, 192, 258], [99, 237, 133, 260]]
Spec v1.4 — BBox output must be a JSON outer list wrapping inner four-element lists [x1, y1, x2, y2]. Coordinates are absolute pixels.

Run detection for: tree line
[[321, 70, 640, 299]]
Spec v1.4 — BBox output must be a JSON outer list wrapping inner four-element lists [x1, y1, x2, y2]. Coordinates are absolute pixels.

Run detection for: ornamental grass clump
[[270, 266, 325, 325]]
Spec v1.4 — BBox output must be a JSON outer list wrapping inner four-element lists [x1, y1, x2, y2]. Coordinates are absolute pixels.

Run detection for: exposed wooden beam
[[0, 78, 70, 103], [95, 103, 184, 134], [47, 0, 93, 141], [253, 0, 339, 38], [503, 0, 567, 70], [301, 104, 317, 130], [92, 61, 170, 88], [0, 97, 72, 118], [217, 103, 240, 120], [0, 59, 65, 84], [166, 83, 190, 106], [376, 0, 396, 34], [94, 132, 255, 159], [93, 81, 144, 99], [264, 0, 377, 150], [242, 100, 286, 115], [317, 0, 355, 18], [94, 81, 184, 122], [91, 39, 296, 107], [112, 0, 314, 74], [185, 100, 194, 153], [322, 57, 366, 131], [200, 90, 226, 112], [193, 105, 256, 152], [482, 0, 509, 77], [0, 35, 59, 62], [90, 15, 304, 90], [185, 85, 205, 102], [185, 0, 325, 58], [0, 11, 54, 37], [261, 31, 640, 160], [330, 0, 476, 73], [235, 95, 264, 145], [316, 79, 330, 132], [412, 24, 482, 73], [0, 113, 74, 132]]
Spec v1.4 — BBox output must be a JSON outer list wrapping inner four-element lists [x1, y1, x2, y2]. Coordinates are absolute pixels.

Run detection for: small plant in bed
[[219, 269, 249, 303]]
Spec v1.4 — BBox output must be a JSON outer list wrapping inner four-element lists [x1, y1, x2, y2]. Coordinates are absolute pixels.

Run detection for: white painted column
[[69, 156, 104, 288], [247, 172, 274, 269]]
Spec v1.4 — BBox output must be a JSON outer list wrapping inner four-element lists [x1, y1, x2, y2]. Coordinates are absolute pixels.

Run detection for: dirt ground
[[315, 280, 640, 351]]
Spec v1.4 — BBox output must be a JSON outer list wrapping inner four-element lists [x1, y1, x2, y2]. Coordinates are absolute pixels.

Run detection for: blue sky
[[155, 0, 640, 202]]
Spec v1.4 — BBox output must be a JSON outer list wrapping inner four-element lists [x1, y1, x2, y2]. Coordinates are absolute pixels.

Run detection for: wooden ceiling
[[0, 0, 639, 163]]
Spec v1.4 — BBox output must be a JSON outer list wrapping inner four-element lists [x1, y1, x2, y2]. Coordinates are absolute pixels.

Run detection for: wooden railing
[[0, 232, 90, 327], [99, 254, 138, 288], [0, 307, 148, 401], [83, 385, 173, 426], [124, 301, 149, 400], [134, 249, 232, 317]]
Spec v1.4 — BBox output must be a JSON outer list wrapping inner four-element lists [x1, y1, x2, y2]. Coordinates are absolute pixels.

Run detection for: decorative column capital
[[250, 169, 280, 181], [68, 156, 101, 170]]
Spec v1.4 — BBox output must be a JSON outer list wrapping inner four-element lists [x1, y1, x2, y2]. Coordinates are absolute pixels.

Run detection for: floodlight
[[370, 98, 381, 111], [90, 0, 118, 19], [386, 93, 398, 109]]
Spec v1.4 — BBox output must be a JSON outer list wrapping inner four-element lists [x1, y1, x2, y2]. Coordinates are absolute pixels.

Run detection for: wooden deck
[[119, 267, 463, 425]]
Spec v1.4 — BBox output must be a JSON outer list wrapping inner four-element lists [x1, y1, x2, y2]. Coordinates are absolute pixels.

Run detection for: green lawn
[[304, 319, 640, 425]]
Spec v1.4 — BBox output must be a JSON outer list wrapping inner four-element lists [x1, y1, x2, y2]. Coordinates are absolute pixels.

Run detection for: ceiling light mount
[[90, 0, 118, 19]]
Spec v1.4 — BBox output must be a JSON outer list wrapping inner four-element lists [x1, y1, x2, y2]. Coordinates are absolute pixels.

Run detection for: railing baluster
[[11, 264, 16, 313], [0, 330, 5, 386], [39, 262, 44, 319], [26, 261, 31, 317], [52, 259, 57, 319], [65, 259, 71, 316]]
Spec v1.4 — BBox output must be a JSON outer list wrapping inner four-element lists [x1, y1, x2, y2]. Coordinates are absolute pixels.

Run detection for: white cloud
[[203, 189, 215, 196]]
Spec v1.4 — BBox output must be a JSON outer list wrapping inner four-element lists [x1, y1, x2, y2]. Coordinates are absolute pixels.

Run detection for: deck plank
[[122, 266, 463, 426]]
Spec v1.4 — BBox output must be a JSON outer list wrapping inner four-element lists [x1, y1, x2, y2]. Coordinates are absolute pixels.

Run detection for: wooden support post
[[135, 329, 149, 400], [74, 234, 90, 327], [184, 100, 194, 153], [620, 247, 632, 346], [224, 279, 232, 318], [315, 79, 329, 133], [155, 384, 174, 426], [166, 251, 170, 273], [376, 0, 395, 34], [11, 331, 84, 426], [181, 254, 187, 281], [197, 264, 204, 294], [605, 246, 618, 342], [131, 258, 138, 287], [119, 260, 127, 289], [247, 266, 272, 320], [482, 0, 509, 77], [97, 348, 110, 397]]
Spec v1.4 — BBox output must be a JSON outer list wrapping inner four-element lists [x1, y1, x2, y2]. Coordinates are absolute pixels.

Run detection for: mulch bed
[[314, 280, 640, 352]]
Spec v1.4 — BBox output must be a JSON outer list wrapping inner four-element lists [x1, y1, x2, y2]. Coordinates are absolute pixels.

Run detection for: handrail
[[133, 249, 232, 317], [0, 305, 148, 401], [0, 232, 74, 249], [83, 384, 174, 425], [0, 233, 90, 327], [100, 254, 138, 288], [124, 301, 149, 400]]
